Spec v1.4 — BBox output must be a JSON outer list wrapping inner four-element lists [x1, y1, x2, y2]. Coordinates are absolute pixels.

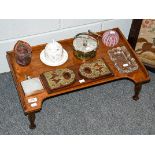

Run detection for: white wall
[[0, 19, 132, 73]]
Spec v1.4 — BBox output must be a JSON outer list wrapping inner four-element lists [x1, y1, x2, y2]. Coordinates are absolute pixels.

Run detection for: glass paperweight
[[108, 46, 139, 73], [14, 40, 32, 66], [102, 30, 119, 47]]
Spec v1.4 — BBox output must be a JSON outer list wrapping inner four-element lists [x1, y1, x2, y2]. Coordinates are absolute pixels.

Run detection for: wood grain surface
[[6, 28, 150, 115]]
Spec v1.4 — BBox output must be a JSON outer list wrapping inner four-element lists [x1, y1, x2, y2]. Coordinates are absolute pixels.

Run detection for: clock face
[[73, 34, 98, 53]]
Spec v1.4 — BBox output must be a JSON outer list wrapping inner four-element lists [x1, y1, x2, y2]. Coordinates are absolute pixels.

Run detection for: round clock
[[73, 33, 98, 60]]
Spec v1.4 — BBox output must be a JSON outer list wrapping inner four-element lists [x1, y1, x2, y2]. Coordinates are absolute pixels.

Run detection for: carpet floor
[[0, 71, 155, 135]]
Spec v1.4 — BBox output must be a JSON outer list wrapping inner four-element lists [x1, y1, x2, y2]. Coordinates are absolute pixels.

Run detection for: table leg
[[28, 113, 36, 129], [133, 83, 142, 101]]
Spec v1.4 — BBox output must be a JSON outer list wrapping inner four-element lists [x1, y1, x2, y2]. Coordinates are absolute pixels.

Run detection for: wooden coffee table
[[6, 28, 150, 129]]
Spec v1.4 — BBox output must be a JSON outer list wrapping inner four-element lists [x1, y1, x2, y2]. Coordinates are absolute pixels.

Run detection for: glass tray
[[108, 46, 139, 73]]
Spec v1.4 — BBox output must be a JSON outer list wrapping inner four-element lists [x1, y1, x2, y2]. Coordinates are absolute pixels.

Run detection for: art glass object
[[14, 40, 32, 66], [102, 30, 119, 47]]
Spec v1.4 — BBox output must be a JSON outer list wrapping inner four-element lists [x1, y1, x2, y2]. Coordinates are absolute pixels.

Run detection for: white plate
[[40, 49, 68, 66]]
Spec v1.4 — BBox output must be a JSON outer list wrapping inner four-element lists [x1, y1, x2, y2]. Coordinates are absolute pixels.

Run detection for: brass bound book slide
[[79, 59, 112, 79], [41, 68, 76, 93]]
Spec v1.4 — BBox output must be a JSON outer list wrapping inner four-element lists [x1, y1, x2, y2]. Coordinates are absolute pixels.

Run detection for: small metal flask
[[14, 40, 32, 66]]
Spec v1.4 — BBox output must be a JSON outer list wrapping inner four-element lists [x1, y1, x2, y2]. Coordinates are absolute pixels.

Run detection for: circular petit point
[[102, 30, 119, 47]]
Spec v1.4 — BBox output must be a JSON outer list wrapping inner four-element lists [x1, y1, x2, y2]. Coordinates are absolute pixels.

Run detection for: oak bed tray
[[6, 28, 150, 129]]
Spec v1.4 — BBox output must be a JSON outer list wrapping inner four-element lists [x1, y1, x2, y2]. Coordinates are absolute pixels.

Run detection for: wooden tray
[[6, 28, 150, 129]]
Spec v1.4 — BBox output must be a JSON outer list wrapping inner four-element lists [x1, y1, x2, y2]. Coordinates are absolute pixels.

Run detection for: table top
[[6, 28, 150, 114]]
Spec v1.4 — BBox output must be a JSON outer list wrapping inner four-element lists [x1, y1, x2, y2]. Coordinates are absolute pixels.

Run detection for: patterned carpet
[[0, 71, 155, 135]]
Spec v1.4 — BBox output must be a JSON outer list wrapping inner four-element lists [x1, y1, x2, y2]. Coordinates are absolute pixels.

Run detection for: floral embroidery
[[142, 20, 154, 28], [149, 28, 155, 33]]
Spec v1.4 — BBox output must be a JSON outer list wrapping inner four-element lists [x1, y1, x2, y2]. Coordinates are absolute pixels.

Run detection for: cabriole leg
[[28, 112, 36, 129], [133, 83, 142, 101]]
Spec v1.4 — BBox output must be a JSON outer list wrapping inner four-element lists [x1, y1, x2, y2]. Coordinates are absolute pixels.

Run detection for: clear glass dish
[[108, 46, 139, 73]]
